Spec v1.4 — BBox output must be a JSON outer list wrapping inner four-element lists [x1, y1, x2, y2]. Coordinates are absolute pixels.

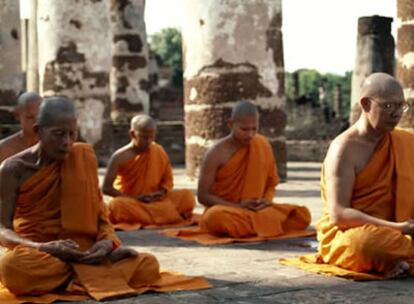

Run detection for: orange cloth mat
[[279, 129, 414, 279], [0, 143, 210, 303], [109, 143, 196, 230], [163, 135, 313, 245]]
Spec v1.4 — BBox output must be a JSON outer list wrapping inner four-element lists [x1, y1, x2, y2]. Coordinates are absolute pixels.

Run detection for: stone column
[[350, 16, 394, 124], [37, 0, 112, 163], [110, 0, 149, 124], [397, 0, 414, 130], [27, 0, 39, 92], [0, 0, 23, 111], [182, 0, 287, 179]]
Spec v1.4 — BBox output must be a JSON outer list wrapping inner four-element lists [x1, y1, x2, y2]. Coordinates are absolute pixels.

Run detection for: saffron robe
[[280, 129, 414, 280], [0, 143, 209, 303], [108, 143, 196, 231], [164, 135, 313, 245]]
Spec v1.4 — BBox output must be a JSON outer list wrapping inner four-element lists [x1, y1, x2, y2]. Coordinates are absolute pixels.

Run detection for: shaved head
[[37, 96, 76, 127], [231, 101, 259, 120], [361, 73, 404, 100], [17, 92, 42, 108], [130, 114, 156, 131]]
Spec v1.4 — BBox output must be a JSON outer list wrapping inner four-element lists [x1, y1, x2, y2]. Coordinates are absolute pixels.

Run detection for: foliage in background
[[285, 69, 352, 119], [149, 27, 183, 88]]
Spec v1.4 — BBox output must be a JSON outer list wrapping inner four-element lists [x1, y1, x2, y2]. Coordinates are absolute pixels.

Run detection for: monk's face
[[130, 127, 156, 151], [228, 115, 259, 145], [16, 101, 40, 137], [36, 115, 78, 160], [364, 91, 406, 132]]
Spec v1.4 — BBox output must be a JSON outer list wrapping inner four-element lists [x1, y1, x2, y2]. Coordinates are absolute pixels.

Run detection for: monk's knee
[[202, 206, 253, 237], [337, 225, 411, 272], [0, 247, 71, 295], [130, 253, 161, 285]]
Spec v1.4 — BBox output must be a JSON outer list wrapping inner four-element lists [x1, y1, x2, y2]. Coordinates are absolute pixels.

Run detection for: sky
[[145, 0, 397, 75]]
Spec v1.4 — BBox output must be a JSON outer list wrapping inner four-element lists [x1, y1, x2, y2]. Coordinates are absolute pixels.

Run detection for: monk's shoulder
[[392, 128, 414, 142], [151, 142, 169, 159], [110, 144, 135, 167], [71, 142, 97, 161], [326, 130, 359, 164], [0, 150, 32, 181]]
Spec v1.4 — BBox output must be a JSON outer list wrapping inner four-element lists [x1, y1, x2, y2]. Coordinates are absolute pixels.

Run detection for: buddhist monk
[[280, 73, 414, 280], [0, 97, 208, 303], [102, 114, 196, 230], [164, 101, 312, 245], [0, 92, 42, 163]]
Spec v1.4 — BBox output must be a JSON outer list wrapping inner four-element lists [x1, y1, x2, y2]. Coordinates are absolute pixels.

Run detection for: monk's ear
[[13, 108, 21, 122], [227, 118, 233, 130], [360, 97, 371, 112], [32, 124, 40, 135], [128, 129, 136, 140]]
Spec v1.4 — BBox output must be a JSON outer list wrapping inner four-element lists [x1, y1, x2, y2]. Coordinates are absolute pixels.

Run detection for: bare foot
[[385, 261, 410, 279], [108, 246, 138, 263]]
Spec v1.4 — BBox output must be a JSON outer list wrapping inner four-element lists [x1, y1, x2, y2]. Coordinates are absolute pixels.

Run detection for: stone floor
[[74, 162, 414, 304]]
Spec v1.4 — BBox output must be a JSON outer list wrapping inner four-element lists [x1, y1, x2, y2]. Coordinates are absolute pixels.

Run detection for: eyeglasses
[[369, 98, 410, 113]]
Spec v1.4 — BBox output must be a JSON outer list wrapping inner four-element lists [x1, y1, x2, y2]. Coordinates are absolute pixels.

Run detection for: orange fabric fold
[[280, 129, 414, 280], [0, 143, 209, 303], [109, 143, 196, 230], [164, 135, 313, 245]]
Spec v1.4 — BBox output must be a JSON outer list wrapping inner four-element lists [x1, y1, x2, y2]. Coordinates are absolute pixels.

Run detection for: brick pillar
[[350, 16, 394, 124], [182, 0, 286, 179], [0, 0, 23, 119], [37, 0, 112, 163], [110, 0, 149, 124], [397, 0, 414, 131]]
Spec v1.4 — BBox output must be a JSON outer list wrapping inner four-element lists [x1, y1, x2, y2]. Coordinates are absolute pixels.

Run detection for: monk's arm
[[197, 150, 239, 208], [326, 144, 404, 231], [102, 154, 128, 198], [0, 162, 41, 249], [263, 153, 279, 202], [159, 158, 173, 193]]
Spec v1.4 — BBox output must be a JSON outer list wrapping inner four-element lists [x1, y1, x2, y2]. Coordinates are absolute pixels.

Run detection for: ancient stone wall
[[110, 0, 149, 124], [37, 0, 112, 163], [350, 16, 394, 124], [397, 0, 414, 130], [182, 0, 286, 179], [0, 0, 23, 123]]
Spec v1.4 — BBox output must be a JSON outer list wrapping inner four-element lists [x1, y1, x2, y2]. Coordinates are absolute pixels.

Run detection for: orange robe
[[164, 134, 313, 245], [0, 143, 209, 303], [280, 129, 414, 280], [108, 143, 196, 230]]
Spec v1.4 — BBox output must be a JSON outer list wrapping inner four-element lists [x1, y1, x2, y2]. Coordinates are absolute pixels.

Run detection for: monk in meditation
[[280, 73, 414, 279], [164, 101, 312, 244], [0, 92, 42, 163], [0, 97, 208, 303], [102, 114, 196, 230]]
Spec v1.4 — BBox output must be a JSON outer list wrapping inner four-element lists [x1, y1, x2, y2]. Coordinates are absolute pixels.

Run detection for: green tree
[[285, 69, 352, 119], [149, 28, 183, 88]]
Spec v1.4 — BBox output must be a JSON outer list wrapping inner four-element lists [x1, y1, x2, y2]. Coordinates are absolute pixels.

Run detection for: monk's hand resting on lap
[[38, 239, 85, 262], [137, 194, 153, 203], [137, 189, 166, 203], [150, 189, 166, 201], [108, 246, 138, 263], [240, 199, 271, 212], [78, 239, 113, 264], [399, 220, 414, 236]]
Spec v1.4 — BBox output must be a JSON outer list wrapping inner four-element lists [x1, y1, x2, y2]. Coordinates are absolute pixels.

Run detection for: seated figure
[[165, 101, 312, 245], [0, 97, 208, 302], [0, 92, 42, 163], [281, 73, 414, 279], [103, 114, 195, 230]]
